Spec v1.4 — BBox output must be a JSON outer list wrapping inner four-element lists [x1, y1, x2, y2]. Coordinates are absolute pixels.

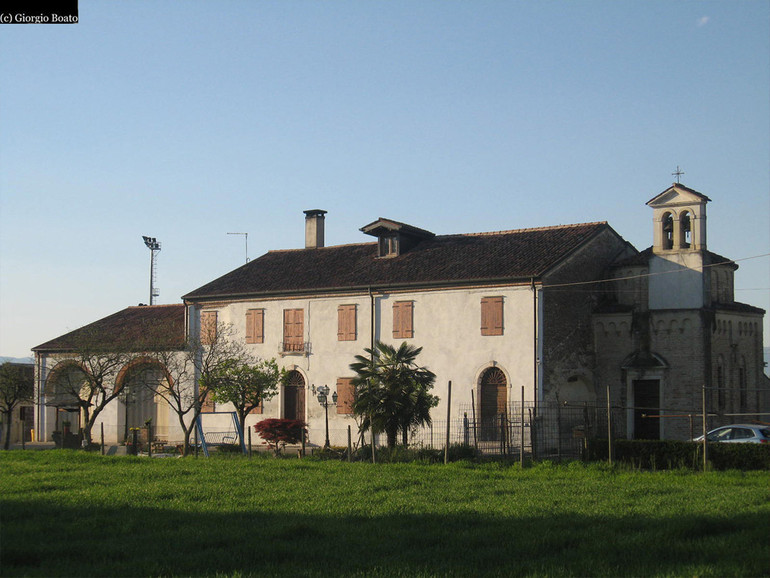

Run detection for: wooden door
[[284, 371, 306, 421], [480, 367, 507, 441], [633, 380, 660, 440]]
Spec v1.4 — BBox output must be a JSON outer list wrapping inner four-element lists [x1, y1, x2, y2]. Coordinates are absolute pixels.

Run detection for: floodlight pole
[[142, 236, 161, 305]]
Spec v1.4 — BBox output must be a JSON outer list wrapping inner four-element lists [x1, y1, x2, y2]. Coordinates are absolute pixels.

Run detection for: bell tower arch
[[645, 183, 711, 309], [647, 183, 710, 254]]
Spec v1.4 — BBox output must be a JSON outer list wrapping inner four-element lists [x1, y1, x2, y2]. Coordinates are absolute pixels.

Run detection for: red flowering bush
[[253, 419, 306, 454]]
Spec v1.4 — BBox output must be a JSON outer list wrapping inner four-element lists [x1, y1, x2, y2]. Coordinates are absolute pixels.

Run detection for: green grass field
[[1, 451, 768, 577]]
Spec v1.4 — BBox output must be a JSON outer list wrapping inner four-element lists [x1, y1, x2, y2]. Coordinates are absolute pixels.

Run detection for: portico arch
[[115, 357, 171, 441], [44, 361, 91, 432]]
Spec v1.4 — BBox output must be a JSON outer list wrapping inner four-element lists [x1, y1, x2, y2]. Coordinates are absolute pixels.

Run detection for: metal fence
[[311, 402, 617, 461]]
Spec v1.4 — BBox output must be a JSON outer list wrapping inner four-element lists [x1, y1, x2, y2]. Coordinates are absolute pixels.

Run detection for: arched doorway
[[117, 361, 169, 442], [283, 370, 306, 421], [479, 367, 507, 441]]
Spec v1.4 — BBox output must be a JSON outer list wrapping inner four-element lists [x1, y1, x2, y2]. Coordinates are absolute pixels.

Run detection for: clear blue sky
[[1, 1, 768, 358]]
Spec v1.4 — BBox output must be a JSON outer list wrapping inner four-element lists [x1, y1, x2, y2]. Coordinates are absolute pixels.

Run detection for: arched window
[[712, 272, 721, 304], [716, 356, 726, 410], [739, 357, 747, 411], [721, 270, 731, 302], [661, 212, 674, 250], [680, 211, 692, 248]]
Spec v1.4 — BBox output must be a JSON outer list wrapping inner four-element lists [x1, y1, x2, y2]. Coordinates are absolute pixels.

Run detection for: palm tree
[[350, 341, 438, 449]]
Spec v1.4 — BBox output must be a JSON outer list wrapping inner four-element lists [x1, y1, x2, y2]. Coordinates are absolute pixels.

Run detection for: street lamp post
[[313, 385, 338, 449]]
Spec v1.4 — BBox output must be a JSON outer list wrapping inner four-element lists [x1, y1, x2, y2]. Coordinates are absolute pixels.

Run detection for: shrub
[[253, 418, 306, 455], [587, 439, 770, 470], [708, 442, 770, 470], [352, 443, 477, 464]]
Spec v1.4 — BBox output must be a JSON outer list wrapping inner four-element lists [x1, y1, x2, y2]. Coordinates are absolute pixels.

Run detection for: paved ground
[[6, 442, 56, 451]]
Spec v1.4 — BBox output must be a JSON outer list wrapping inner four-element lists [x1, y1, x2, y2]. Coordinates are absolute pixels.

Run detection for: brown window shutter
[[294, 309, 304, 342], [393, 301, 414, 339], [255, 309, 264, 343], [338, 305, 356, 341], [201, 311, 217, 345], [337, 306, 345, 340], [481, 297, 504, 336], [245, 310, 255, 343], [392, 302, 402, 338], [246, 309, 264, 344], [249, 401, 263, 415], [392, 302, 400, 338], [283, 309, 304, 351], [336, 378, 355, 415], [405, 302, 414, 337]]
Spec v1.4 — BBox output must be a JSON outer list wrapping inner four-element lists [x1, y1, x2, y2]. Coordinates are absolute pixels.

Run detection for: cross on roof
[[672, 166, 685, 184]]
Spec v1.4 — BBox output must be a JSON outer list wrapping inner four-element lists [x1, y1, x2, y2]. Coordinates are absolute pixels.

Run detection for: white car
[[694, 424, 770, 444]]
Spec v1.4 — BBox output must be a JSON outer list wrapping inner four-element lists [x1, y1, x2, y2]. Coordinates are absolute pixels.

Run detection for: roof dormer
[[646, 183, 710, 254], [360, 218, 435, 257]]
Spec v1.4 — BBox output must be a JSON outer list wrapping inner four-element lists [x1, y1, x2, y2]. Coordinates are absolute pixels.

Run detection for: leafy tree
[[142, 322, 255, 456], [0, 363, 34, 450], [207, 357, 283, 437], [350, 341, 438, 449]]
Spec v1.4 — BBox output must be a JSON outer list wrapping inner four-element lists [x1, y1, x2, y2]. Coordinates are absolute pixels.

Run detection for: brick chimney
[[303, 209, 327, 249]]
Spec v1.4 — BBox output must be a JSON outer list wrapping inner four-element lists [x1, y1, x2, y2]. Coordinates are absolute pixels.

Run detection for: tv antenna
[[142, 236, 161, 305], [227, 232, 249, 263]]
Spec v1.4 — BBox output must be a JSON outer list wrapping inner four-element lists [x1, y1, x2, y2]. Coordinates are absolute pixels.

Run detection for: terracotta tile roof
[[33, 304, 186, 353], [183, 222, 612, 300], [715, 302, 765, 315]]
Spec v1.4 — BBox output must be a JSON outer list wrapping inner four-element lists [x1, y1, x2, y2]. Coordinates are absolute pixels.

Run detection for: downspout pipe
[[532, 277, 538, 415], [369, 287, 375, 352], [368, 286, 377, 463], [36, 353, 43, 442]]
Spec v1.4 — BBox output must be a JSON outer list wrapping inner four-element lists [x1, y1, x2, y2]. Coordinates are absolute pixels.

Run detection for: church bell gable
[[646, 184, 710, 254]]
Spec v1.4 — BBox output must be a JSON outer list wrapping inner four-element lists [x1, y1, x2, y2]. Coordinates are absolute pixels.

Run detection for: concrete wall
[[648, 252, 707, 310]]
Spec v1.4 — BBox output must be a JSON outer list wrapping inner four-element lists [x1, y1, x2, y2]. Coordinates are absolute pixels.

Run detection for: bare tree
[[143, 322, 255, 455], [44, 332, 134, 445], [0, 362, 34, 450]]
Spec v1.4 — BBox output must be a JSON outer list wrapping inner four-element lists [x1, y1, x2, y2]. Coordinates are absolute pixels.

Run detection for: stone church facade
[[593, 184, 766, 440]]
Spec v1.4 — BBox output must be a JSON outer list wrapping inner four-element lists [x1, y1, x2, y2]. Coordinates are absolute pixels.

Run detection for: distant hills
[[0, 357, 34, 365]]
